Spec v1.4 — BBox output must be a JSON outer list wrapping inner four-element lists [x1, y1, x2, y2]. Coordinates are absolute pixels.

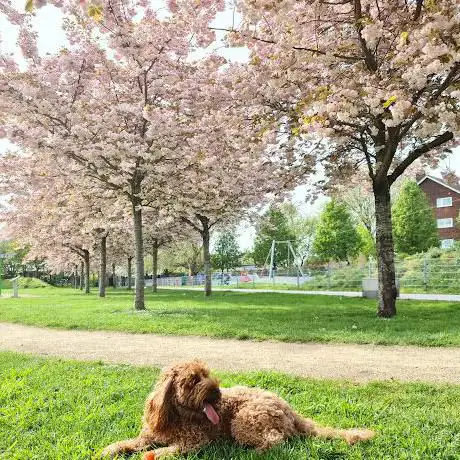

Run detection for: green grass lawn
[[1, 351, 459, 459], [1, 287, 460, 347], [221, 282, 457, 294]]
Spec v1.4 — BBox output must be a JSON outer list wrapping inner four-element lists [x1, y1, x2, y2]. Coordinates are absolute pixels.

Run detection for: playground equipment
[[264, 240, 304, 279]]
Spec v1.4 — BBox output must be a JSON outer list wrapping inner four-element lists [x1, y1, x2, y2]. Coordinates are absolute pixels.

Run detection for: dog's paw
[[344, 428, 375, 445], [100, 444, 120, 459]]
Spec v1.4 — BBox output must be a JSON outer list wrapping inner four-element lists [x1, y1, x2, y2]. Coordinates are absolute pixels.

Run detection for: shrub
[[1, 277, 51, 289]]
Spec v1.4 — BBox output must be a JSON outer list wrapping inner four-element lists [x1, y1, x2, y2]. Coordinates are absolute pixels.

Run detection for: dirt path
[[1, 322, 460, 384]]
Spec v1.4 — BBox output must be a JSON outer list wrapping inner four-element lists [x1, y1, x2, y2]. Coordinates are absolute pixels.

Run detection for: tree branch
[[360, 134, 375, 180], [400, 62, 460, 140], [71, 60, 86, 105], [353, 0, 378, 71], [181, 216, 202, 234], [209, 27, 364, 62], [388, 131, 454, 184], [413, 0, 423, 21]]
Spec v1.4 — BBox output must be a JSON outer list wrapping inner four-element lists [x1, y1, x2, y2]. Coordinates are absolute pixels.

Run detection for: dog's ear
[[144, 372, 175, 432]]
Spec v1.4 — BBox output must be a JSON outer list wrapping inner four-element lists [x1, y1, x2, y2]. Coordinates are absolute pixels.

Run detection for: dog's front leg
[[101, 428, 156, 458], [145, 437, 211, 459], [143, 445, 180, 459]]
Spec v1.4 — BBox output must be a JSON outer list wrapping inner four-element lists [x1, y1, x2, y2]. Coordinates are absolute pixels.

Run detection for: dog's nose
[[208, 388, 221, 402]]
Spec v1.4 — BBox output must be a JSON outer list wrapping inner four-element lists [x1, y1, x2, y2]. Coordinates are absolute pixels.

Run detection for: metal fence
[[153, 256, 459, 294]]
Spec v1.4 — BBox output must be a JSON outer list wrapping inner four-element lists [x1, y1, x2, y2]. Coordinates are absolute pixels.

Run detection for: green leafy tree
[[357, 224, 376, 259], [0, 241, 30, 278], [280, 203, 316, 266], [212, 231, 241, 273], [253, 207, 296, 267], [240, 250, 255, 266], [313, 200, 361, 262], [158, 241, 203, 276], [392, 180, 439, 255]]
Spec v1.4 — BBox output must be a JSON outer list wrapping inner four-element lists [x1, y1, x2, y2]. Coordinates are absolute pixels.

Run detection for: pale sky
[[1, 2, 459, 250]]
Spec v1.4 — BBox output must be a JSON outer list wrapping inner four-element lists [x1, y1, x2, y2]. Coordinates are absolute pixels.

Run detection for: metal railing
[[153, 256, 459, 294]]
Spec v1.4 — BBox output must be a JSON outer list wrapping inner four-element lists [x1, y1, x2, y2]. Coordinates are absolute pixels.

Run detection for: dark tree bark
[[74, 264, 78, 289], [197, 215, 212, 297], [152, 239, 159, 293], [83, 249, 90, 294], [132, 197, 145, 310], [112, 262, 116, 289], [369, 129, 454, 317], [127, 256, 133, 290], [182, 215, 213, 296], [373, 177, 397, 317], [80, 261, 84, 291], [99, 235, 107, 298]]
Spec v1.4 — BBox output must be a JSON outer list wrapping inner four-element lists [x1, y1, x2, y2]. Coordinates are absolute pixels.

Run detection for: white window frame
[[436, 197, 453, 208], [437, 218, 454, 229], [441, 239, 455, 249]]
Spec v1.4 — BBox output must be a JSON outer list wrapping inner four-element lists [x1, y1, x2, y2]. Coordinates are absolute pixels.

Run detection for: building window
[[441, 239, 455, 249], [436, 197, 453, 207], [437, 218, 454, 228]]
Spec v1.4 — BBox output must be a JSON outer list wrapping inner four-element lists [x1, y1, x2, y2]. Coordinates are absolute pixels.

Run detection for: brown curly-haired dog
[[101, 360, 375, 458]]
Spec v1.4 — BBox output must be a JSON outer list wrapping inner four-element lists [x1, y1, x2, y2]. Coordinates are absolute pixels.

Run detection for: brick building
[[417, 175, 460, 249]]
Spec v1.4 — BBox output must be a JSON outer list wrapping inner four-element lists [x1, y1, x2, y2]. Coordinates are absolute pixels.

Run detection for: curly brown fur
[[101, 360, 375, 458]]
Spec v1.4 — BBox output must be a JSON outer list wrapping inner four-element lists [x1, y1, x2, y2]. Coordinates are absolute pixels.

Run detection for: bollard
[[12, 276, 20, 298]]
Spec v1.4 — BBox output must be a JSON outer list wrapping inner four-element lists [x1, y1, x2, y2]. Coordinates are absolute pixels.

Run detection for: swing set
[[263, 240, 304, 279]]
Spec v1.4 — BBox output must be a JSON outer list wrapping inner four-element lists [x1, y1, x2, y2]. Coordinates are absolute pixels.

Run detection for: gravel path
[[1, 322, 460, 384]]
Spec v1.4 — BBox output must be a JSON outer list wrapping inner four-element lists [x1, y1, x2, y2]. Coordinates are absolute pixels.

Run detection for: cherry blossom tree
[[0, 0, 227, 309], [163, 84, 293, 295], [226, 0, 459, 316], [104, 217, 135, 289], [0, 155, 96, 292], [143, 208, 192, 293], [0, 147, 133, 295]]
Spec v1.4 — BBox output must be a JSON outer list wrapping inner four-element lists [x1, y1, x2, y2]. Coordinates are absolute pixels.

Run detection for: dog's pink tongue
[[203, 403, 220, 425]]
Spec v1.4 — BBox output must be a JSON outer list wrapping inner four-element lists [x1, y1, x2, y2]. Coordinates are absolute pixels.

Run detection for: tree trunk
[[152, 240, 158, 293], [83, 250, 90, 294], [80, 261, 84, 291], [112, 262, 116, 289], [127, 256, 133, 290], [373, 179, 397, 317], [198, 216, 212, 297], [132, 199, 145, 310], [74, 264, 78, 289], [99, 235, 107, 298]]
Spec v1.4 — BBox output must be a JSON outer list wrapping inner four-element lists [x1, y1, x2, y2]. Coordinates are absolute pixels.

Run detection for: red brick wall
[[419, 178, 460, 241]]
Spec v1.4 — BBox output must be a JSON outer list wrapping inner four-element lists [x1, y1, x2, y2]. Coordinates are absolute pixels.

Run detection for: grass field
[[0, 287, 460, 347], [214, 282, 362, 292], [220, 282, 456, 294], [1, 351, 459, 459]]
